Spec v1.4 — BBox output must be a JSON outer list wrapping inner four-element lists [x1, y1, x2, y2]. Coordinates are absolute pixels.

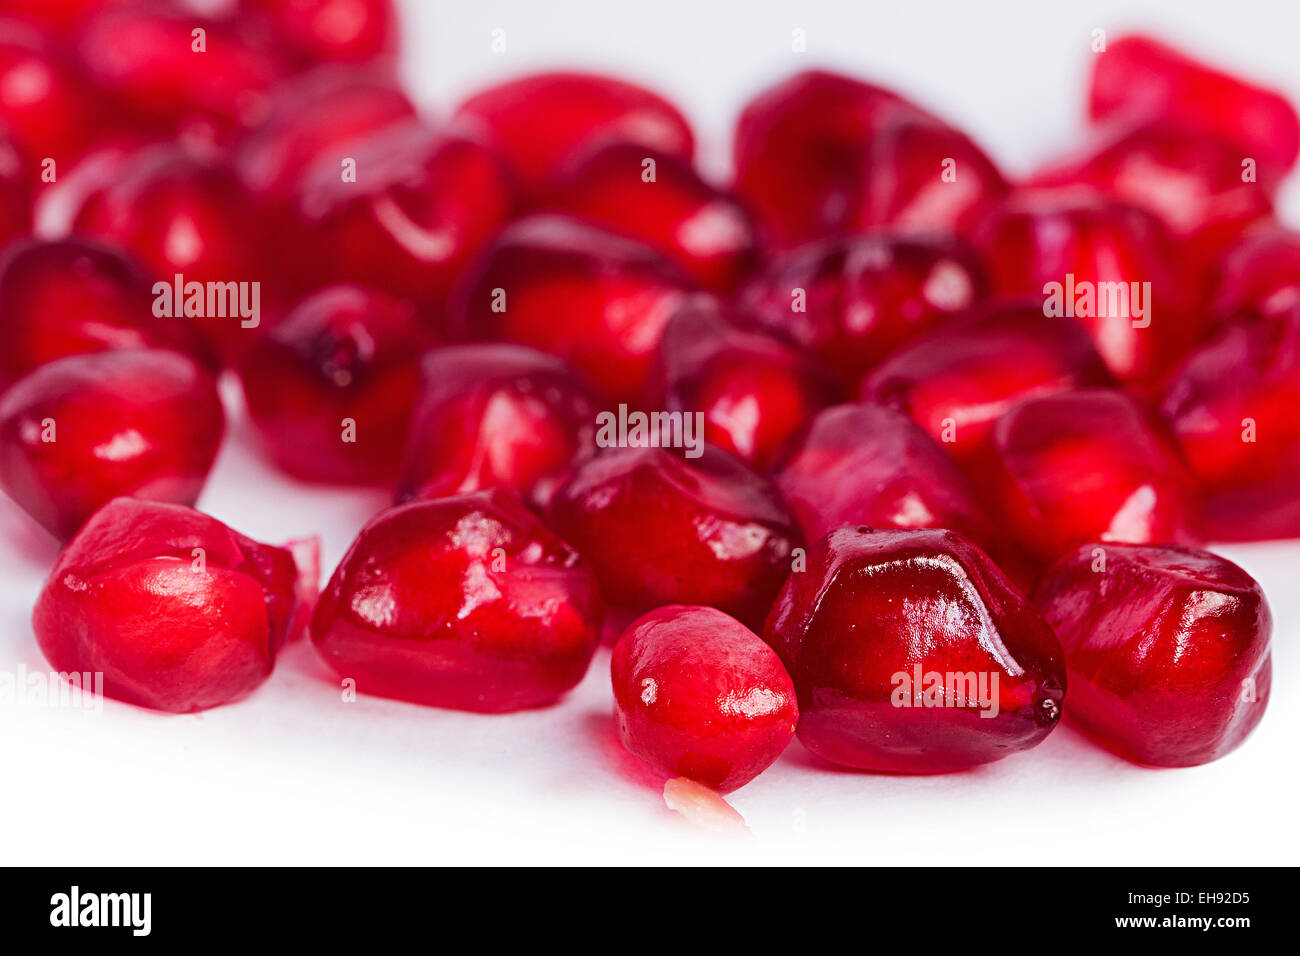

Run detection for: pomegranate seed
[[237, 284, 432, 486], [455, 71, 694, 202], [550, 446, 800, 631], [0, 0, 114, 31], [862, 298, 1115, 466], [739, 232, 985, 389], [311, 490, 602, 712], [1033, 543, 1271, 766], [1089, 34, 1300, 173], [397, 343, 599, 510], [611, 605, 798, 792], [662, 777, 750, 835], [764, 526, 1066, 772], [0, 131, 31, 245], [647, 296, 839, 470], [984, 388, 1196, 565], [0, 16, 102, 164], [449, 214, 693, 403], [32, 497, 300, 712], [1210, 226, 1300, 322], [244, 0, 399, 66]]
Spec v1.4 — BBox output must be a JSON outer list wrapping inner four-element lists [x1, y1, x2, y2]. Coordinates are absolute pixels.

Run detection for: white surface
[[4, 0, 1300, 865]]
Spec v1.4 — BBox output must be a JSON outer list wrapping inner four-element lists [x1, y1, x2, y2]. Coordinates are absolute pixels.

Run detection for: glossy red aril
[[0, 237, 210, 389], [455, 71, 694, 202], [397, 343, 598, 510], [550, 446, 800, 631], [985, 388, 1195, 564], [311, 490, 602, 712], [0, 132, 31, 246], [1034, 543, 1270, 766], [0, 16, 101, 163], [33, 498, 300, 712], [1159, 304, 1300, 541], [764, 527, 1066, 773], [547, 142, 758, 291], [0, 348, 223, 539], [862, 299, 1115, 465], [648, 297, 838, 470], [449, 214, 693, 403], [234, 63, 416, 202], [245, 0, 399, 65], [970, 187, 1200, 384], [1089, 34, 1300, 173], [293, 120, 512, 315], [740, 233, 985, 389], [611, 605, 798, 792], [1211, 227, 1300, 322], [238, 285, 431, 486]]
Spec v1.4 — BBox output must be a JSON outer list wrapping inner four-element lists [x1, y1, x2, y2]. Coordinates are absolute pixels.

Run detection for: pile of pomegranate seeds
[[0, 5, 1292, 812]]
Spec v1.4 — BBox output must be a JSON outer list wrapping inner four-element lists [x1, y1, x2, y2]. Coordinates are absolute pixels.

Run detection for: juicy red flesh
[[1034, 543, 1271, 767], [245, 0, 399, 66], [0, 132, 31, 245], [0, 348, 224, 540], [449, 214, 693, 403], [1089, 35, 1300, 173], [397, 343, 598, 510], [862, 299, 1115, 465], [550, 446, 800, 632], [546, 142, 759, 291], [984, 388, 1196, 566], [739, 233, 985, 390], [1211, 227, 1300, 322], [0, 17, 102, 164], [311, 490, 602, 712], [238, 285, 432, 486], [455, 71, 694, 202], [649, 296, 839, 470], [32, 497, 300, 713], [764, 527, 1066, 773], [0, 237, 210, 389], [611, 605, 798, 792]]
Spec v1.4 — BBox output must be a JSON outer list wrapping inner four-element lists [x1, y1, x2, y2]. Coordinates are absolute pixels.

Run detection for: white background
[[3, 0, 1299, 865]]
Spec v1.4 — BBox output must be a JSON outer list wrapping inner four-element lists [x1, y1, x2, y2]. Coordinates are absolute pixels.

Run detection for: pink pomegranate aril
[[455, 71, 694, 202], [985, 388, 1196, 565], [739, 233, 985, 390], [0, 16, 102, 164], [611, 605, 798, 792], [1159, 303, 1300, 541], [862, 299, 1115, 465], [243, 0, 399, 66], [649, 296, 839, 470], [311, 490, 602, 712], [397, 343, 598, 510], [33, 497, 300, 713], [550, 446, 800, 632], [764, 526, 1066, 773], [238, 285, 432, 486], [1033, 543, 1271, 767], [1089, 34, 1300, 173], [448, 214, 693, 403], [0, 237, 211, 389]]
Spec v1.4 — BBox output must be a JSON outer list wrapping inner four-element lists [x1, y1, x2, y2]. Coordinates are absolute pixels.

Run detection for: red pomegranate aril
[[1159, 303, 1300, 541], [311, 490, 602, 712], [1033, 543, 1270, 767], [1211, 226, 1300, 322], [862, 298, 1115, 465], [0, 348, 224, 539], [969, 187, 1201, 384], [0, 0, 112, 31], [739, 232, 985, 390], [234, 63, 416, 202], [238, 284, 431, 486], [244, 0, 399, 66], [1089, 34, 1300, 173], [0, 16, 102, 164], [455, 71, 694, 202], [550, 446, 800, 632], [764, 526, 1066, 773], [292, 120, 512, 315], [547, 141, 759, 291], [0, 131, 31, 246], [449, 214, 693, 403], [0, 237, 210, 389], [985, 388, 1196, 565], [611, 605, 798, 792], [397, 343, 598, 510], [648, 296, 839, 470], [33, 497, 300, 712]]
